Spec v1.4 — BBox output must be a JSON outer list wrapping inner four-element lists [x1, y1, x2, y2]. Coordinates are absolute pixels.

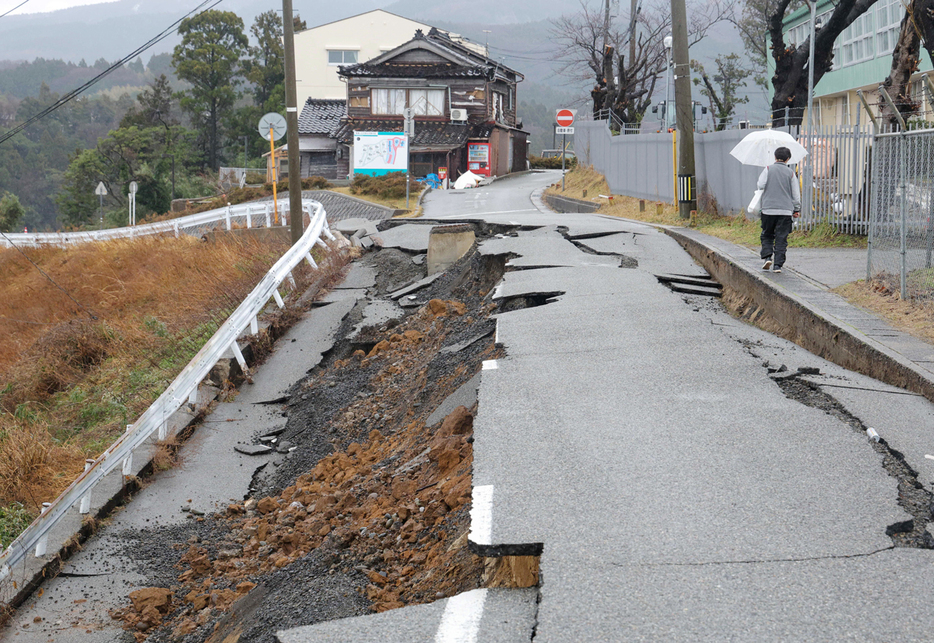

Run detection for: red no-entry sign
[[556, 109, 576, 127]]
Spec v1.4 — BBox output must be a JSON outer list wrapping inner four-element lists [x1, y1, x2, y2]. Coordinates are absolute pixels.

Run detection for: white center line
[[434, 589, 488, 643], [469, 484, 494, 545]]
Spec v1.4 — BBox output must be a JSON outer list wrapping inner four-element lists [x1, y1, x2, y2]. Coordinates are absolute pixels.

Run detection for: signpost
[[95, 181, 107, 229], [259, 112, 287, 224], [403, 108, 415, 208], [128, 180, 137, 227], [555, 109, 577, 191]]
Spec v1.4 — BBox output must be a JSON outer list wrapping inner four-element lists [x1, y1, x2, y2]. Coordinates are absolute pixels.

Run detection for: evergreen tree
[[172, 10, 248, 169]]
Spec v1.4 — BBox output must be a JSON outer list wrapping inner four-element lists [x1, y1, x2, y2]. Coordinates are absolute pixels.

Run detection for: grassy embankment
[[549, 165, 934, 346], [0, 234, 322, 546]]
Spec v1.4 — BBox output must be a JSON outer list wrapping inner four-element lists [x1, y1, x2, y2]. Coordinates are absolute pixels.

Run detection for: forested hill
[[0, 54, 174, 100]]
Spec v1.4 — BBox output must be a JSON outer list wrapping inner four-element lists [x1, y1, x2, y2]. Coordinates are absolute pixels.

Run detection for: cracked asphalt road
[[428, 172, 934, 641]]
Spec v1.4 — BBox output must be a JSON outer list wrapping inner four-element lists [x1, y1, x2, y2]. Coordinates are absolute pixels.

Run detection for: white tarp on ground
[[454, 170, 482, 190]]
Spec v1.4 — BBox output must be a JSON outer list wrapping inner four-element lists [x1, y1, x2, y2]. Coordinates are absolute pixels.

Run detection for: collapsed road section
[[2, 219, 551, 643]]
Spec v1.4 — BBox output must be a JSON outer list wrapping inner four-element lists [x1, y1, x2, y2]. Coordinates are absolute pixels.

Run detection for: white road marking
[[469, 485, 494, 545], [434, 589, 488, 643], [925, 454, 934, 461], [481, 360, 498, 370]]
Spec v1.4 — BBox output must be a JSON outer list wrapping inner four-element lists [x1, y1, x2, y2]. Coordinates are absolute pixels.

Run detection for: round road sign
[[258, 112, 287, 141], [556, 109, 576, 127]]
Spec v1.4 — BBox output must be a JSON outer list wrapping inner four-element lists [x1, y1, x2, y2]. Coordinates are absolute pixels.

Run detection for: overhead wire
[[0, 0, 222, 147], [0, 0, 30, 19], [0, 231, 97, 319]]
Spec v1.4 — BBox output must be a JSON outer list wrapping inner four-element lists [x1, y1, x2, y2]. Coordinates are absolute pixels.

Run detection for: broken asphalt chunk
[[234, 444, 273, 456]]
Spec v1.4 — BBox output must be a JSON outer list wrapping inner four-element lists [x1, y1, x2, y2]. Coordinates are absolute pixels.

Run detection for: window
[[328, 50, 358, 65], [875, 0, 902, 59], [408, 89, 445, 116], [372, 88, 406, 114], [838, 10, 875, 67], [371, 88, 445, 116]]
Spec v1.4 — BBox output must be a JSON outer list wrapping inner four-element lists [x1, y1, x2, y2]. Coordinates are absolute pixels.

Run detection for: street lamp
[[804, 4, 822, 134], [664, 35, 673, 129]]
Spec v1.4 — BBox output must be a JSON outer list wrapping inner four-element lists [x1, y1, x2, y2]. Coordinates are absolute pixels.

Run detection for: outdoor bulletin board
[[353, 131, 409, 176]]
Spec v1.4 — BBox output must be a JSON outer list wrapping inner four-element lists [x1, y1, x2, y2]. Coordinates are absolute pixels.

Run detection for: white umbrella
[[729, 130, 808, 167]]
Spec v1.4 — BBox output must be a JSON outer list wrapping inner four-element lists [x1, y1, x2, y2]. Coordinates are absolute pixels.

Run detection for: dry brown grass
[[835, 280, 934, 345], [0, 233, 295, 512]]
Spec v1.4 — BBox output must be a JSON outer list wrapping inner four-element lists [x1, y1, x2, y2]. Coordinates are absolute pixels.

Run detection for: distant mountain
[[0, 0, 386, 63], [384, 0, 572, 24]]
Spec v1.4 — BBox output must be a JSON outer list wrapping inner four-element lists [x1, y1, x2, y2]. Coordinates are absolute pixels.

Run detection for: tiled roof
[[339, 62, 487, 78], [334, 119, 494, 149], [298, 99, 346, 135]]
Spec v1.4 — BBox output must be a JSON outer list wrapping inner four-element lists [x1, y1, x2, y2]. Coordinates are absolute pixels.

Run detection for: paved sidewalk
[[669, 229, 934, 371]]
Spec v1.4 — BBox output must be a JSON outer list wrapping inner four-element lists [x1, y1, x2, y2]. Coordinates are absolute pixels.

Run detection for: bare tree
[[729, 0, 787, 89], [551, 0, 733, 127], [691, 53, 752, 129], [880, 0, 934, 125], [767, 0, 879, 126], [880, 1, 922, 125]]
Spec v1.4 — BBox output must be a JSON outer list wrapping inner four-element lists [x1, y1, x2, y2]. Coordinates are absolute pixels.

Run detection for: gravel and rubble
[[107, 228, 514, 643]]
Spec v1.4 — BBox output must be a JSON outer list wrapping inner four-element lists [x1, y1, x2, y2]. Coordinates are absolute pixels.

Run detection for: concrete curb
[[663, 227, 934, 405]]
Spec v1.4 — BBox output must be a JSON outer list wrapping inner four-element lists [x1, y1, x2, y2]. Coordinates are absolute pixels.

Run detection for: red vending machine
[[467, 142, 491, 176]]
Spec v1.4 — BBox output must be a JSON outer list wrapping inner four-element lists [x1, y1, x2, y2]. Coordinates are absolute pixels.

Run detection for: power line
[[0, 231, 98, 320], [0, 0, 30, 19], [0, 0, 221, 147]]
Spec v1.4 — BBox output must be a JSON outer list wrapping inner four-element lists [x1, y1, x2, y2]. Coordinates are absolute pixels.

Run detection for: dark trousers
[[760, 214, 793, 267]]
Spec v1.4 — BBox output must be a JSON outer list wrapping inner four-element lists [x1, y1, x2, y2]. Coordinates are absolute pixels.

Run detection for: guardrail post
[[34, 503, 52, 557], [246, 208, 252, 229], [79, 459, 95, 514], [287, 271, 296, 289], [225, 205, 232, 231], [122, 453, 133, 476], [230, 340, 248, 371], [250, 316, 259, 334], [158, 417, 168, 440], [273, 289, 285, 308], [305, 253, 318, 269], [188, 388, 198, 408], [265, 204, 271, 228]]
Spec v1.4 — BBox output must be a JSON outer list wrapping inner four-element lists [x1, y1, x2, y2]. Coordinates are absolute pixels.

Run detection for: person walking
[[757, 146, 801, 273]]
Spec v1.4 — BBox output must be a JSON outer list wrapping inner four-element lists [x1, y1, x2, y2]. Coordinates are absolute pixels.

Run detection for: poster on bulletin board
[[353, 131, 409, 176]]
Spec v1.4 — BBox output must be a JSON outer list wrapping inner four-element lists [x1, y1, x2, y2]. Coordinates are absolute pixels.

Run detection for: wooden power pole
[[670, 0, 696, 219], [283, 0, 303, 243]]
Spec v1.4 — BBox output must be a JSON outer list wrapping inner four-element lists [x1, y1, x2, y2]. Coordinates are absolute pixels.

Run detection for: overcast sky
[[6, 0, 112, 15]]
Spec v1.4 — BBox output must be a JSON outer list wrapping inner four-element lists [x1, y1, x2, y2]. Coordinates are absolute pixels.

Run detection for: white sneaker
[[762, 259, 772, 271]]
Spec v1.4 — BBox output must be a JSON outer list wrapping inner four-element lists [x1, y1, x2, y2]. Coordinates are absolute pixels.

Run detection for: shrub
[[349, 173, 410, 200], [529, 155, 578, 170]]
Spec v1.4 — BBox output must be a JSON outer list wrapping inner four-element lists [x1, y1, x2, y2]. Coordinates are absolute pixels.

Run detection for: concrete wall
[[575, 121, 766, 215], [295, 11, 432, 104]]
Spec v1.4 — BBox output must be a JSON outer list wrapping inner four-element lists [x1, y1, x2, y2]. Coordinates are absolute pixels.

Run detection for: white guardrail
[[0, 199, 300, 248], [0, 199, 334, 582]]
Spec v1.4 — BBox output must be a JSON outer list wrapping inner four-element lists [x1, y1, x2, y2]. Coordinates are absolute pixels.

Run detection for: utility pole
[[670, 0, 695, 219], [603, 0, 611, 53], [283, 0, 303, 244], [628, 0, 638, 63]]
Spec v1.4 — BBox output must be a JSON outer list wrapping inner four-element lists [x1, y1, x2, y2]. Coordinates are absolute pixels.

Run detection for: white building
[[293, 10, 433, 106]]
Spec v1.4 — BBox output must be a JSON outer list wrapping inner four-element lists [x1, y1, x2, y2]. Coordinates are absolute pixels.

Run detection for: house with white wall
[[293, 10, 433, 106]]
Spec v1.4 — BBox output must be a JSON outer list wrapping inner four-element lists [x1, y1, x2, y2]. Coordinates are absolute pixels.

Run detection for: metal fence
[[869, 126, 934, 299], [796, 122, 875, 235], [575, 119, 875, 233], [0, 200, 334, 585]]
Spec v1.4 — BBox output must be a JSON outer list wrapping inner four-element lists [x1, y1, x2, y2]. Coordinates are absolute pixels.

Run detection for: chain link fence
[[869, 127, 934, 299]]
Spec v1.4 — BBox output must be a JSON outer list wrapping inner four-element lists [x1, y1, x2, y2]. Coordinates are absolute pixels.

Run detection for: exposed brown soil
[[108, 239, 519, 642]]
